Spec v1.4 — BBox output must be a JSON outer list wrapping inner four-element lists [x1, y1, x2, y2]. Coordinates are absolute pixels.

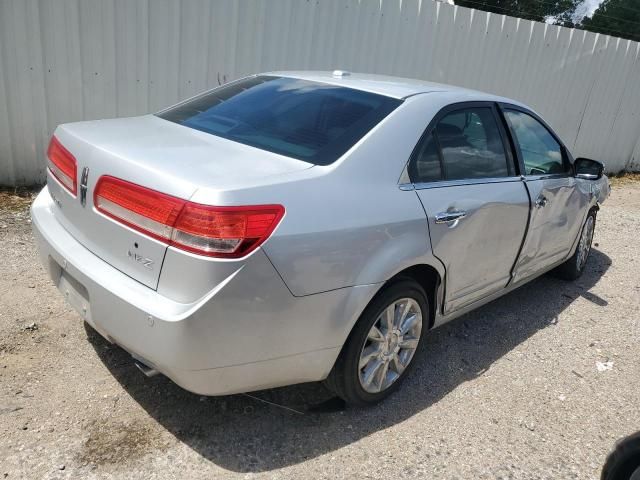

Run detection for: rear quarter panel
[[189, 93, 476, 297]]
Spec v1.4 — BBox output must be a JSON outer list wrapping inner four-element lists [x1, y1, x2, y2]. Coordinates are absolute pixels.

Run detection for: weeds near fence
[[0, 186, 38, 213], [609, 172, 640, 187]]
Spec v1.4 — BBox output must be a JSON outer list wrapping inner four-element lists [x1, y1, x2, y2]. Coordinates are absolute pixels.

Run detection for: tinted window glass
[[505, 110, 566, 175], [435, 108, 509, 180], [157, 76, 401, 166], [411, 132, 442, 182]]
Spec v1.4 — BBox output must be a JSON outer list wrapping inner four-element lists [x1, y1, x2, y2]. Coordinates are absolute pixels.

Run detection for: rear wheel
[[554, 209, 596, 280], [325, 280, 428, 406]]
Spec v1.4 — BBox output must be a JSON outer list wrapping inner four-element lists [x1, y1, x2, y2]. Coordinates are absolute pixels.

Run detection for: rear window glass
[[157, 76, 401, 166]]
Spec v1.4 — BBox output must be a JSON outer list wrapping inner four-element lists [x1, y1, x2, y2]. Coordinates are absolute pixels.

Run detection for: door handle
[[435, 210, 467, 224], [535, 195, 548, 208]]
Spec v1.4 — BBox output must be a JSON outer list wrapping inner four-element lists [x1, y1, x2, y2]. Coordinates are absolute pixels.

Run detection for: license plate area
[[57, 268, 92, 322]]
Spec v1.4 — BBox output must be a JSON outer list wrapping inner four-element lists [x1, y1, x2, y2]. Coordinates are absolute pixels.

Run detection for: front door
[[501, 108, 587, 284], [408, 103, 529, 313]]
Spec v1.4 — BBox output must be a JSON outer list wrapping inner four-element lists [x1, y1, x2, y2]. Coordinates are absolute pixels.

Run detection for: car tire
[[601, 432, 640, 480], [554, 209, 597, 281], [325, 279, 429, 406]]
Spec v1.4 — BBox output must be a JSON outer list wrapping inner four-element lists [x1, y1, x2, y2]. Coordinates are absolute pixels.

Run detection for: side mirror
[[574, 158, 604, 180]]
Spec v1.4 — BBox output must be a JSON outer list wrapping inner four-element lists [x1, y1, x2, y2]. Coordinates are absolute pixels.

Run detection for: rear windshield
[[156, 76, 401, 166]]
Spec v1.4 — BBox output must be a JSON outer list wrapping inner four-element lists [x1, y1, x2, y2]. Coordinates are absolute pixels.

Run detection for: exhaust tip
[[134, 360, 159, 378]]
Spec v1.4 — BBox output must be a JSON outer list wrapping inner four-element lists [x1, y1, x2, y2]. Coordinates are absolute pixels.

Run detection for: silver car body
[[31, 72, 609, 395]]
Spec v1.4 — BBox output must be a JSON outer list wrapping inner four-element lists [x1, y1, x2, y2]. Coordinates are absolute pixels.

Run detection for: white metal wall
[[1, 0, 639, 185]]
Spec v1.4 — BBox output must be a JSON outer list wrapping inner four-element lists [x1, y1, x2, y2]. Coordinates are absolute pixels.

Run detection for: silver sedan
[[32, 71, 609, 405]]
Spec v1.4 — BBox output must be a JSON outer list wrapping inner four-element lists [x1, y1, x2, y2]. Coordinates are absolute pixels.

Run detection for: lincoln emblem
[[80, 167, 89, 207]]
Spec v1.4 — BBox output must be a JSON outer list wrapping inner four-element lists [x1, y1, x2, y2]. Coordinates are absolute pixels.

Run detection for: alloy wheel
[[358, 297, 423, 394]]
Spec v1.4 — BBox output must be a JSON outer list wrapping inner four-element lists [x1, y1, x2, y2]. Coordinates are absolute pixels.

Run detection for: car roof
[[266, 70, 516, 103]]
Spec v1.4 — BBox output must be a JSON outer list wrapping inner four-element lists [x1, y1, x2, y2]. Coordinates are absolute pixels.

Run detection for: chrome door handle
[[435, 210, 467, 224], [535, 195, 548, 208]]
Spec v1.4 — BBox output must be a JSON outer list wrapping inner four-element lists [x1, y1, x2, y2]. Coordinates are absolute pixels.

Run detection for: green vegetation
[[454, 0, 640, 43], [581, 0, 640, 42]]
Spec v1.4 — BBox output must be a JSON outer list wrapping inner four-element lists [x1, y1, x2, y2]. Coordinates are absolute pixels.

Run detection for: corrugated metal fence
[[1, 0, 639, 185]]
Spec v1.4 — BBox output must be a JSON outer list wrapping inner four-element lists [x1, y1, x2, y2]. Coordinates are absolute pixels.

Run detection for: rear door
[[500, 106, 587, 284], [409, 102, 529, 313]]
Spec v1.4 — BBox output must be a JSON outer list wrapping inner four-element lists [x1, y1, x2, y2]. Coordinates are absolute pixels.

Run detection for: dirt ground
[[0, 179, 639, 480]]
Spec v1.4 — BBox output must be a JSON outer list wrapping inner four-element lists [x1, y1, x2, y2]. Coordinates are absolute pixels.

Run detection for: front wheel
[[325, 280, 428, 406], [554, 209, 597, 280]]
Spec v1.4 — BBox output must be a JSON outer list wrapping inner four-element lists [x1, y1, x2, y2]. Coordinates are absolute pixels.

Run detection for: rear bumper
[[31, 186, 379, 395]]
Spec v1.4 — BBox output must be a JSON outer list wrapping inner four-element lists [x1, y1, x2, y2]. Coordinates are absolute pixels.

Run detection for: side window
[[504, 110, 566, 175], [410, 132, 443, 183], [435, 108, 510, 180]]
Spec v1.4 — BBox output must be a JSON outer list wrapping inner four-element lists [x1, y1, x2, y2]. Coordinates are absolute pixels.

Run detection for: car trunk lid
[[47, 115, 311, 289]]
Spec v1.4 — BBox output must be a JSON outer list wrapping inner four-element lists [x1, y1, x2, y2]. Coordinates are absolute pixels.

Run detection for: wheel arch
[[347, 262, 443, 337], [384, 264, 442, 330], [324, 263, 443, 400]]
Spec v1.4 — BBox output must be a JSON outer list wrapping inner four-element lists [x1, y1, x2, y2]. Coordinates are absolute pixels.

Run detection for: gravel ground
[[0, 180, 639, 480]]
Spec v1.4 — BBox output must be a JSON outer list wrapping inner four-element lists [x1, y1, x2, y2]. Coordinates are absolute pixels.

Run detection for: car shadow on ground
[[87, 249, 611, 473]]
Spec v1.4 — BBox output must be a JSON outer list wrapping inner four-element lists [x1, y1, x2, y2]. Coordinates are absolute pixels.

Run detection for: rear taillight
[[94, 176, 284, 258], [47, 136, 77, 195], [93, 176, 184, 242]]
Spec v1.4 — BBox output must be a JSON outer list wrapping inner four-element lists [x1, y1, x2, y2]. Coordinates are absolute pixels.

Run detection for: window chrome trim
[[523, 173, 571, 181], [404, 176, 523, 191], [399, 183, 415, 191]]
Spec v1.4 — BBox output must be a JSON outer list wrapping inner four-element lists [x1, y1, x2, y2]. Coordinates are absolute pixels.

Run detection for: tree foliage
[[453, 0, 640, 43], [580, 0, 640, 42], [453, 0, 580, 23]]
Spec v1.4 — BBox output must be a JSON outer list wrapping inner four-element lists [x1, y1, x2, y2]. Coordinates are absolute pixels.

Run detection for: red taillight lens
[[171, 203, 284, 257], [94, 176, 284, 258], [47, 136, 77, 195], [94, 176, 184, 242]]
